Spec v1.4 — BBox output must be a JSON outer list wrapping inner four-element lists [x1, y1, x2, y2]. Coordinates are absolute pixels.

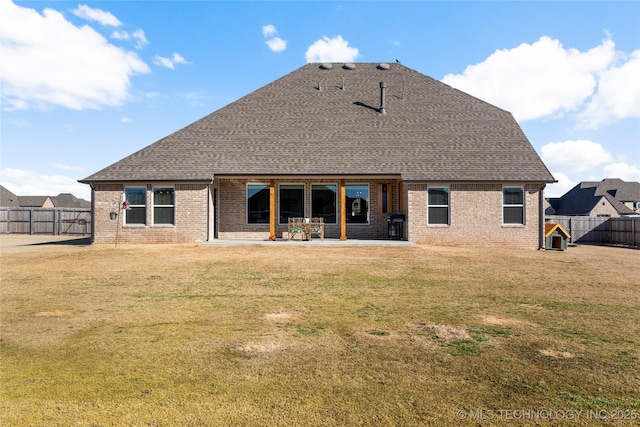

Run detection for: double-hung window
[[124, 187, 146, 225], [311, 184, 337, 224], [153, 187, 175, 225], [428, 187, 449, 225], [346, 184, 369, 224], [247, 184, 270, 224], [503, 187, 524, 225]]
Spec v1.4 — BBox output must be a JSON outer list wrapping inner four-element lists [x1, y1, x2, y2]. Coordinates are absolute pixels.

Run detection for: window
[[124, 187, 146, 225], [428, 187, 449, 225], [377, 183, 393, 213], [247, 184, 270, 224], [312, 184, 337, 223], [503, 187, 524, 225], [346, 184, 369, 224], [153, 187, 175, 225], [279, 184, 304, 224]]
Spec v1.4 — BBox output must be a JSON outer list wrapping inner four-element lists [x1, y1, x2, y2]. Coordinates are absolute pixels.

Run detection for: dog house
[[545, 223, 571, 251]]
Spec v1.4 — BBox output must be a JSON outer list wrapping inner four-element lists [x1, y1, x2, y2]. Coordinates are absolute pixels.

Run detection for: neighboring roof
[[51, 193, 91, 208], [587, 178, 640, 202], [545, 223, 570, 238], [17, 195, 52, 207], [82, 62, 555, 184], [0, 185, 20, 207], [0, 185, 89, 209], [547, 179, 640, 216]]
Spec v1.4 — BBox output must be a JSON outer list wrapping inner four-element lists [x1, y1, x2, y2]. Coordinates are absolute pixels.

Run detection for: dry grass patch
[[1, 238, 639, 426], [420, 323, 471, 342], [539, 348, 575, 359]]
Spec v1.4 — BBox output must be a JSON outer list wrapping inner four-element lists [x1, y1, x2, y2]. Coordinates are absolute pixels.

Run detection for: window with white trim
[[428, 187, 449, 225], [153, 187, 175, 225], [124, 187, 146, 225], [503, 187, 524, 225]]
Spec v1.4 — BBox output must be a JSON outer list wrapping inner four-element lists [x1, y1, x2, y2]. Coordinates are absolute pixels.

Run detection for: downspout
[[539, 184, 545, 250], [340, 180, 347, 240], [89, 183, 96, 244]]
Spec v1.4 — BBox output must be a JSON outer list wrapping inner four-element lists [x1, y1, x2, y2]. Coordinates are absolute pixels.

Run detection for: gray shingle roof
[[0, 185, 20, 207], [548, 179, 640, 215], [81, 63, 555, 183], [51, 193, 91, 208]]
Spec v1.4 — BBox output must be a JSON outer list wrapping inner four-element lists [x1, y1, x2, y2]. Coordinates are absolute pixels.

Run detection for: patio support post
[[340, 179, 347, 240], [269, 179, 276, 241]]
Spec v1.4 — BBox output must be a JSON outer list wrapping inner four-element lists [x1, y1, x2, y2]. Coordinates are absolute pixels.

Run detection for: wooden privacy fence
[[546, 216, 639, 249], [0, 207, 91, 235]]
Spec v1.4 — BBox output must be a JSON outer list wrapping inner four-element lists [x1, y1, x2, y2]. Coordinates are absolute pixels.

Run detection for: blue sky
[[1, 0, 639, 201]]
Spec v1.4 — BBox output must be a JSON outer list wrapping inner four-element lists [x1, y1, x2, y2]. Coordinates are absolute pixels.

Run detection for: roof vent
[[320, 63, 333, 70], [380, 81, 387, 115], [377, 63, 390, 70], [343, 63, 356, 70]]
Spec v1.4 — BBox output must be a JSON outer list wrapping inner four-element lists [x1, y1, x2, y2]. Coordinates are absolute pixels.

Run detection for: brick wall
[[407, 183, 542, 248], [92, 183, 209, 244], [91, 179, 544, 247], [588, 198, 620, 217]]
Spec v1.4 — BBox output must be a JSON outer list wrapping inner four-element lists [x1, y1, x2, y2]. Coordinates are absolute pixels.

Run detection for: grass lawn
[[1, 238, 639, 426]]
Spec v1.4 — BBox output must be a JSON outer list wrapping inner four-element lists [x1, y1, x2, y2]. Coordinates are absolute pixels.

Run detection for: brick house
[[80, 63, 555, 247]]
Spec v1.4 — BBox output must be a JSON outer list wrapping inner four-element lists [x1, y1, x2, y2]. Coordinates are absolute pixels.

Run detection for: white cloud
[[132, 29, 148, 49], [544, 172, 576, 198], [441, 36, 616, 122], [120, 117, 132, 123], [305, 35, 360, 63], [72, 4, 122, 27], [603, 162, 640, 181], [0, 1, 150, 111], [541, 140, 613, 173], [577, 50, 640, 128], [262, 24, 277, 38], [111, 30, 129, 40], [266, 37, 287, 53], [52, 163, 85, 172], [262, 24, 287, 53], [153, 52, 188, 69], [111, 28, 148, 49], [1, 168, 91, 200]]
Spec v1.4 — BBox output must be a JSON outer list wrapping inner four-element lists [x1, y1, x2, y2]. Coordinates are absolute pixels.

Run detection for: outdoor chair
[[309, 217, 325, 240], [288, 217, 306, 240]]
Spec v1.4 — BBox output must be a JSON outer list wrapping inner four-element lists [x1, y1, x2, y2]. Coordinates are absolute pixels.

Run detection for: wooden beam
[[269, 180, 276, 241], [340, 179, 347, 240]]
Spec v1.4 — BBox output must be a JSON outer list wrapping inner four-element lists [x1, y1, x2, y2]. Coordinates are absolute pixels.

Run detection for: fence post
[[29, 208, 33, 235], [569, 218, 573, 243]]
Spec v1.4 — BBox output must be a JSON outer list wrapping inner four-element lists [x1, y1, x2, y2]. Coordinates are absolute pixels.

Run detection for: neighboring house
[[546, 179, 640, 217], [80, 62, 555, 248], [0, 186, 20, 207], [0, 185, 90, 209], [50, 193, 91, 209], [13, 195, 54, 208]]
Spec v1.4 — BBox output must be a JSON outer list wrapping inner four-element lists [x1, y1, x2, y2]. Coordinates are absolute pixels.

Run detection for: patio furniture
[[309, 217, 325, 240], [287, 217, 325, 241], [288, 217, 306, 240]]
